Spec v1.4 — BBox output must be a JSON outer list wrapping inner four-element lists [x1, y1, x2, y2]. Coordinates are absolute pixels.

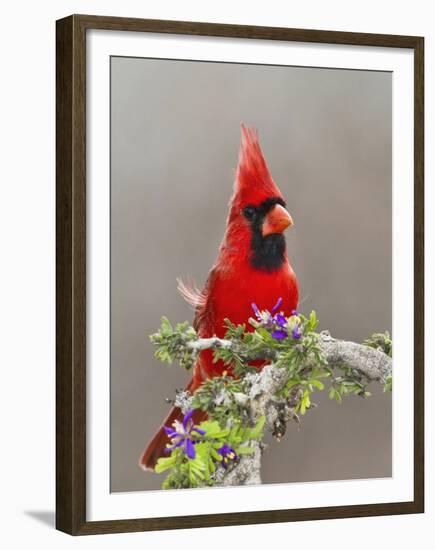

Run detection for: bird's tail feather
[[176, 277, 207, 310]]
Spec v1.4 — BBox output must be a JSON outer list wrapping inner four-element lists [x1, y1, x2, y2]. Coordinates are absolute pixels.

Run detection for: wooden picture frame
[[56, 14, 424, 535]]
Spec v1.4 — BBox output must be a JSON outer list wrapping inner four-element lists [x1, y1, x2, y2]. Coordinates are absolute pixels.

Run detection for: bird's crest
[[233, 124, 283, 206]]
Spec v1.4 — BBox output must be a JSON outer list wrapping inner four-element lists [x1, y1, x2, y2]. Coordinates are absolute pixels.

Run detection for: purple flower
[[251, 298, 293, 340], [251, 302, 274, 329], [164, 409, 206, 459], [274, 312, 287, 328], [271, 329, 289, 340], [271, 297, 283, 314], [291, 325, 302, 340], [217, 444, 238, 469], [251, 302, 261, 319]]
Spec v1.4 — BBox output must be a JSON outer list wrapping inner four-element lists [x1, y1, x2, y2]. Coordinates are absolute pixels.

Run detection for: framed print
[[56, 14, 424, 535]]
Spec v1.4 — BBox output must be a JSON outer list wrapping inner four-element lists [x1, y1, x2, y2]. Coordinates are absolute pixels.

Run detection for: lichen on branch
[[148, 305, 392, 489]]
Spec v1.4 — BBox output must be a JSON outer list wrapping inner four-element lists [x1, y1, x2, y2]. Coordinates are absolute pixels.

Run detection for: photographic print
[[110, 57, 392, 492], [56, 15, 423, 534]]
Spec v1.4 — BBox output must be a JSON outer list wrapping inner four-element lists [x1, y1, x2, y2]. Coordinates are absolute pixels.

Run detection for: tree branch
[[176, 331, 392, 487]]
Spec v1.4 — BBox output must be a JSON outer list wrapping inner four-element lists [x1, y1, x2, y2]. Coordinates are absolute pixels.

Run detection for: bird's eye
[[243, 206, 256, 220]]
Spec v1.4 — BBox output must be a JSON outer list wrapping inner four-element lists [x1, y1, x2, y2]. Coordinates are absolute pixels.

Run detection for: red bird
[[139, 125, 299, 470]]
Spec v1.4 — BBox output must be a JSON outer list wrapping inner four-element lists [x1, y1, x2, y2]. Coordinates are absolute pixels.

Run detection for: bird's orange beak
[[262, 204, 293, 236]]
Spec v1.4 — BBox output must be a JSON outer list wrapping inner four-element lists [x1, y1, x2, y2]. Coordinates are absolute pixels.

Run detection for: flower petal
[[217, 444, 238, 469], [274, 312, 287, 328], [271, 297, 283, 313], [167, 439, 184, 451], [163, 426, 178, 437], [185, 438, 196, 459], [251, 303, 261, 319], [182, 409, 195, 430], [271, 329, 288, 340], [263, 312, 273, 326], [292, 326, 302, 339], [192, 427, 206, 436], [217, 444, 230, 456]]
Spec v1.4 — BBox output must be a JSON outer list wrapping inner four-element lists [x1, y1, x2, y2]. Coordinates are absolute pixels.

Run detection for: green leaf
[[155, 455, 177, 473], [256, 327, 274, 342], [308, 310, 319, 331], [285, 379, 300, 390], [248, 416, 266, 439], [210, 448, 222, 461], [199, 420, 229, 439], [310, 379, 325, 390], [310, 368, 330, 379], [160, 316, 173, 335]]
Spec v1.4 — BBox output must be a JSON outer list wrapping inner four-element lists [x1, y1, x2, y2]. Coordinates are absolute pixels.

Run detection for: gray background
[[110, 57, 392, 493]]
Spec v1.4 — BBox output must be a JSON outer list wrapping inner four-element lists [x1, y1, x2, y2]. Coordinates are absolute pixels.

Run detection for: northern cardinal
[[139, 124, 299, 470]]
